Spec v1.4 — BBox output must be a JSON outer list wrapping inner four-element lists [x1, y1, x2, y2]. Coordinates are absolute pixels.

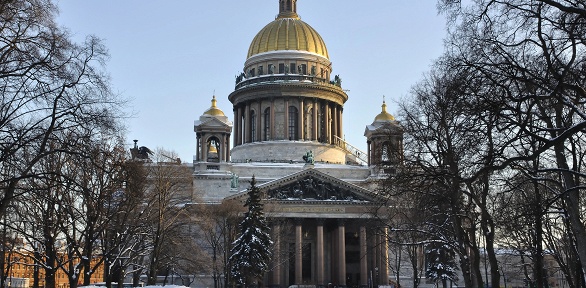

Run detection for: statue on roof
[[230, 173, 239, 189], [302, 150, 314, 164]]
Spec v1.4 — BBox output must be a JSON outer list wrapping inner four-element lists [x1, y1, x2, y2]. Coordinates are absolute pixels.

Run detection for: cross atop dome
[[374, 96, 395, 122], [278, 0, 299, 19]]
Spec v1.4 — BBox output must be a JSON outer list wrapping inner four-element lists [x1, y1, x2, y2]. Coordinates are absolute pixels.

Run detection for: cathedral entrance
[[269, 217, 388, 288]]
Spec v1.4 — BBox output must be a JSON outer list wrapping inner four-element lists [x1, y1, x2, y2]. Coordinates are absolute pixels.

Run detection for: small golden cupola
[[203, 95, 225, 116], [374, 100, 395, 122], [194, 95, 232, 163], [364, 97, 404, 171]]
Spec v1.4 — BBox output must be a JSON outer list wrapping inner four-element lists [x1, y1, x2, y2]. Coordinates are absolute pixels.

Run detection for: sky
[[55, 1, 447, 163]]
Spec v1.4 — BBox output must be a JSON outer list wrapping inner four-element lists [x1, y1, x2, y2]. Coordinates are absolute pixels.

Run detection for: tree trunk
[[133, 265, 142, 287], [554, 143, 586, 284], [83, 227, 94, 286], [453, 221, 473, 288], [470, 242, 483, 288], [408, 245, 421, 288], [44, 227, 57, 288], [483, 223, 500, 288], [105, 259, 112, 288], [533, 179, 545, 288], [33, 248, 40, 288], [479, 179, 500, 288], [449, 178, 474, 288], [117, 269, 125, 288], [0, 246, 6, 288]]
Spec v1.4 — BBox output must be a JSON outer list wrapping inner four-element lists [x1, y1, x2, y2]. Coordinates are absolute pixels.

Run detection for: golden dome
[[203, 96, 225, 116], [247, 17, 329, 59], [374, 100, 395, 122]]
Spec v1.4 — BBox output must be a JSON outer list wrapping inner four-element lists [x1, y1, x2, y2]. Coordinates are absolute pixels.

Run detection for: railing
[[235, 74, 343, 90], [333, 135, 368, 165], [230, 158, 344, 165]]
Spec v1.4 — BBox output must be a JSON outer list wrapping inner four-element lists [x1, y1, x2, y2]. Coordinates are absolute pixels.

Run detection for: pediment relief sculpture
[[265, 176, 369, 202]]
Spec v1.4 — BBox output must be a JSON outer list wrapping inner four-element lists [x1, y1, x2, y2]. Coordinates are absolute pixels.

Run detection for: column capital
[[269, 218, 283, 226]]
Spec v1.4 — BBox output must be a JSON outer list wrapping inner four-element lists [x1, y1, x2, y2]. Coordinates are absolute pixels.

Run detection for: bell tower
[[364, 100, 403, 175], [194, 96, 233, 163]]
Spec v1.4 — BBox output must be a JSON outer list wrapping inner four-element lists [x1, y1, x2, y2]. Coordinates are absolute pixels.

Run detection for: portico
[[267, 217, 389, 288], [226, 169, 390, 288]]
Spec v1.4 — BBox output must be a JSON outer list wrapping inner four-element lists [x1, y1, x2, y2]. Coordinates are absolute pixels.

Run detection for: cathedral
[[192, 0, 403, 287]]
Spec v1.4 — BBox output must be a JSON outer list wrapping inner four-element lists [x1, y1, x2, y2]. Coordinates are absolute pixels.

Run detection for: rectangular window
[[290, 63, 296, 74], [250, 68, 255, 77], [288, 106, 298, 140], [300, 64, 307, 75], [279, 63, 285, 74], [258, 65, 263, 75]]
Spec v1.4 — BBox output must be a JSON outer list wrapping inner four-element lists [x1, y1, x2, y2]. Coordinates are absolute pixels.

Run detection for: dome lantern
[[278, 0, 299, 19], [246, 0, 329, 60]]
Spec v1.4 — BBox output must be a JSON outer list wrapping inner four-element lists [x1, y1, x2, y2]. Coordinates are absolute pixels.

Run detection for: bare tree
[[0, 0, 124, 218], [20, 150, 73, 288], [395, 64, 498, 287], [102, 157, 150, 288], [436, 0, 586, 282], [142, 149, 193, 285], [189, 201, 241, 288], [52, 136, 128, 288]]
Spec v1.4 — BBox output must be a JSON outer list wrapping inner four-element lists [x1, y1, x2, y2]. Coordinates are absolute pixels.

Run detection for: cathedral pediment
[[226, 168, 380, 204]]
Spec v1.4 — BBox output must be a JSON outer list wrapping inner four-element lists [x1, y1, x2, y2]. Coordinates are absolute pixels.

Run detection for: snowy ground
[[80, 286, 190, 288]]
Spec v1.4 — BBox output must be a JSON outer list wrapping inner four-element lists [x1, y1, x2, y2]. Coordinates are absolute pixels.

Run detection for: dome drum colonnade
[[229, 85, 346, 146]]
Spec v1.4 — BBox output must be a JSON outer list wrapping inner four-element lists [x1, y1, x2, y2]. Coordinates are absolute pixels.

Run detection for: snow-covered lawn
[[80, 286, 189, 288]]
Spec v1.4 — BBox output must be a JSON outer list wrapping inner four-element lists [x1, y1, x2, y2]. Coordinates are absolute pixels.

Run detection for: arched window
[[381, 141, 390, 162], [264, 107, 271, 141], [288, 106, 298, 140], [250, 110, 257, 142]]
